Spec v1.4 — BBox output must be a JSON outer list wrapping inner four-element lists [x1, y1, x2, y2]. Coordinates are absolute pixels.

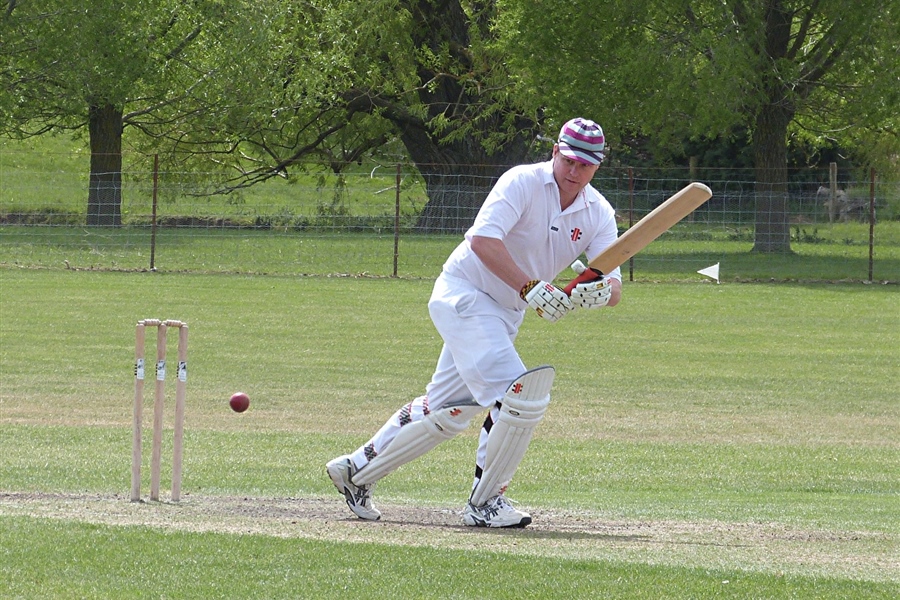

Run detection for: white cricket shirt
[[442, 160, 621, 310]]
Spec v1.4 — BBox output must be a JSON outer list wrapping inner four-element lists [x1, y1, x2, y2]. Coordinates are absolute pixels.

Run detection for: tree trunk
[[87, 104, 124, 227], [751, 0, 794, 254], [398, 0, 536, 232], [751, 102, 793, 253], [395, 122, 533, 233], [415, 169, 495, 233]]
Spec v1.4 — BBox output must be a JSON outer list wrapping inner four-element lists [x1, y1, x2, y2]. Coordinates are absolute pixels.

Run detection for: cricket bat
[[563, 182, 712, 294]]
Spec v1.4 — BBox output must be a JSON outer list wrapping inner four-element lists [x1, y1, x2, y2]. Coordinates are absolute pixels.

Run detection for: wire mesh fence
[[1, 152, 898, 282]]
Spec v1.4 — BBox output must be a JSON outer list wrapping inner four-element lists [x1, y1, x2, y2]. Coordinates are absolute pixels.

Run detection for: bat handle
[[563, 267, 604, 295]]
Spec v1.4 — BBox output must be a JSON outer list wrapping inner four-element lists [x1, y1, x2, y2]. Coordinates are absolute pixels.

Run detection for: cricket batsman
[[327, 117, 622, 527]]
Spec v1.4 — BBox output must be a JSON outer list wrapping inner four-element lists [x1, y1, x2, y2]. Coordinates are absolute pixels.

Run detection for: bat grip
[[563, 267, 604, 295]]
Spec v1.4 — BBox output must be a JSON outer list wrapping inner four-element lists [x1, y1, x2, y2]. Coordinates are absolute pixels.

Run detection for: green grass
[[2, 517, 893, 600], [0, 134, 429, 222], [1, 268, 898, 598], [1, 226, 898, 282]]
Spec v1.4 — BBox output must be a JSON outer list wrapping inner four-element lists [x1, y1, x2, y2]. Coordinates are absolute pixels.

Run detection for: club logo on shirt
[[570, 228, 582, 241]]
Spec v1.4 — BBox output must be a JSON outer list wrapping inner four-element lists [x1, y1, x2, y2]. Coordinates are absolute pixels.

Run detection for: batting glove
[[563, 259, 604, 296], [520, 280, 573, 322], [570, 277, 613, 309]]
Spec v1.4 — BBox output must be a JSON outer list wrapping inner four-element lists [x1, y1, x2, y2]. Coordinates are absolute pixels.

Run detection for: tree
[[495, 0, 898, 252], [14, 0, 889, 241], [3, 1, 549, 233], [351, 0, 539, 232], [0, 0, 270, 225], [194, 0, 544, 233]]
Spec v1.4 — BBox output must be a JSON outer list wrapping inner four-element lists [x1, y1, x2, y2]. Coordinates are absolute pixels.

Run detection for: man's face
[[552, 147, 600, 199]]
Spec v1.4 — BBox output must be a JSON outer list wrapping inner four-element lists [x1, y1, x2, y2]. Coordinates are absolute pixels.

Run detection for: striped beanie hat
[[557, 118, 605, 165]]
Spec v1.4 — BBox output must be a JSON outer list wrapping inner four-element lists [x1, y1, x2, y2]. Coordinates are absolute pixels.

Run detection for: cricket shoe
[[463, 495, 532, 528], [326, 455, 381, 521]]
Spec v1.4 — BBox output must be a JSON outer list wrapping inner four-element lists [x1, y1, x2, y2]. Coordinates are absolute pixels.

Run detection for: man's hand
[[570, 277, 613, 309], [520, 280, 573, 322]]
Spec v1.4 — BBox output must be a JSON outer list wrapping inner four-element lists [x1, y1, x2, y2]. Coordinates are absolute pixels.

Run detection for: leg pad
[[469, 365, 554, 506], [352, 400, 483, 485]]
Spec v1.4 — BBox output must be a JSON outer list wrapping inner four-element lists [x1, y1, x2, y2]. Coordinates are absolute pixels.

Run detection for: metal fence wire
[[1, 155, 897, 280]]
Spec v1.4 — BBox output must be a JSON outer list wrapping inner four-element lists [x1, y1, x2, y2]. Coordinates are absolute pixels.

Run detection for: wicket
[[131, 319, 188, 502]]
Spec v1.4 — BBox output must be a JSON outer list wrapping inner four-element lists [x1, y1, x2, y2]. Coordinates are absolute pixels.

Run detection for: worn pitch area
[[2, 492, 895, 584]]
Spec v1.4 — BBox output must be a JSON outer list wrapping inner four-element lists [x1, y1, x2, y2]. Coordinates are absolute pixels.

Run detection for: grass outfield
[[1, 268, 898, 598], [1, 226, 899, 282]]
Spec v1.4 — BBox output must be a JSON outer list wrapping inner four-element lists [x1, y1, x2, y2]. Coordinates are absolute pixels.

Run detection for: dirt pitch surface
[[2, 492, 896, 584]]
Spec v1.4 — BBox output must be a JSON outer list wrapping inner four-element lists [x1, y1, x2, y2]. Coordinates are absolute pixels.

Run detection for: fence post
[[688, 156, 698, 222], [150, 154, 159, 271], [393, 163, 401, 278], [828, 162, 838, 223], [628, 166, 634, 282], [868, 168, 876, 282]]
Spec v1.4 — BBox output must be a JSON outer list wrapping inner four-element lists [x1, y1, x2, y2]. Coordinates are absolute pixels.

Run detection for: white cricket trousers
[[350, 274, 527, 481]]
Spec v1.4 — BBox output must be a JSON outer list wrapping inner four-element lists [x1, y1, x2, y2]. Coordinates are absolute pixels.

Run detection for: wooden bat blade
[[588, 182, 712, 275]]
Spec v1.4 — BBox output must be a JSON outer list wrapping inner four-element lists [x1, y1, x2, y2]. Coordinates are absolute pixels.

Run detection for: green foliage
[[3, 0, 202, 129], [792, 227, 827, 244], [494, 0, 898, 171], [4, 0, 896, 182], [1, 0, 307, 184]]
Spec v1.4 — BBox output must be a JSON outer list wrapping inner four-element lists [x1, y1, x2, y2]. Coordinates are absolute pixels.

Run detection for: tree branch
[[786, 0, 821, 61], [166, 24, 203, 61], [796, 24, 848, 97]]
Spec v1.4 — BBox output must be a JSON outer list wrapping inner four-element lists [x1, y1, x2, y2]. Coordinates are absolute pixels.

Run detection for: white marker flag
[[698, 263, 720, 283]]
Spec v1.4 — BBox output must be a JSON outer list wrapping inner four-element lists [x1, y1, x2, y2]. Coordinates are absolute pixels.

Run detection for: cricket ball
[[229, 392, 250, 413]]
